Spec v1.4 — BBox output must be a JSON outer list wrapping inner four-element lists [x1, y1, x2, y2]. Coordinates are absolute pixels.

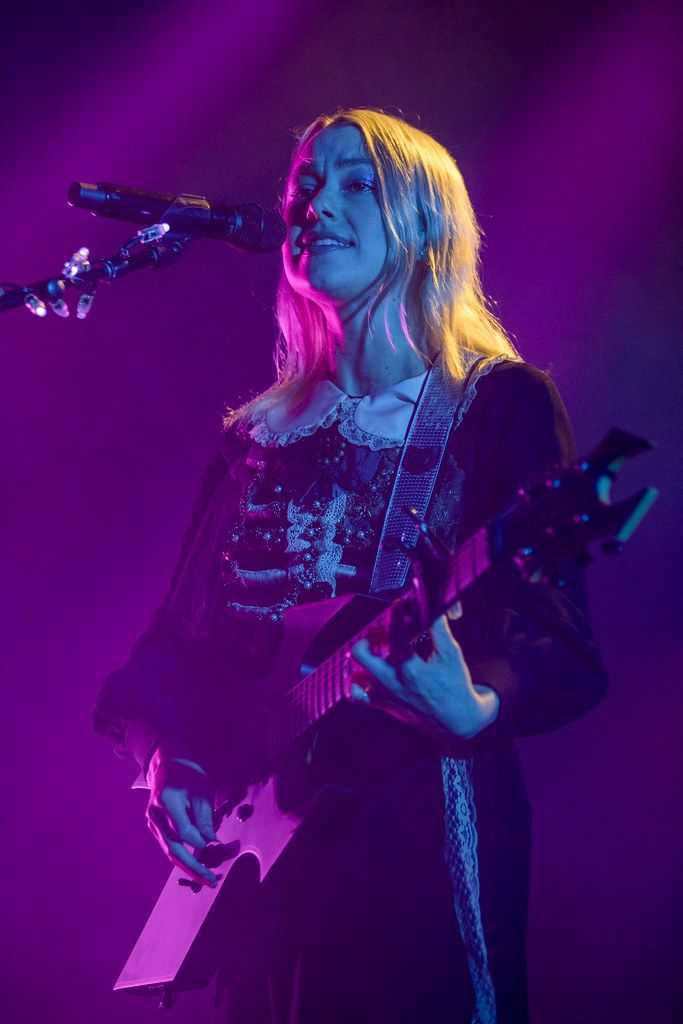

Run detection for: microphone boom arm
[[2, 182, 286, 318]]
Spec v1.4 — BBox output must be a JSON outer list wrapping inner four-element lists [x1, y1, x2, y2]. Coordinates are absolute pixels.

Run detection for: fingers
[[352, 639, 423, 705], [159, 789, 207, 849], [397, 653, 429, 690], [165, 838, 218, 887], [350, 682, 372, 703], [352, 622, 469, 701], [148, 816, 219, 887], [351, 639, 399, 689], [147, 802, 219, 887], [430, 614, 465, 663], [192, 796, 218, 843]]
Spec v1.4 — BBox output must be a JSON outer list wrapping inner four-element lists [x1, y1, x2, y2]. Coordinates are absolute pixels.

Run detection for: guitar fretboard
[[265, 524, 491, 758]]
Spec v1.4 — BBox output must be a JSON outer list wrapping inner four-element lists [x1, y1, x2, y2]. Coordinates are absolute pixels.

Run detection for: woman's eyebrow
[[294, 157, 374, 175]]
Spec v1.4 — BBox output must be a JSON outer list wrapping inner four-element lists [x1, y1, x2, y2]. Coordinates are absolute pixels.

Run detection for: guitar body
[[114, 774, 313, 995], [114, 593, 387, 997]]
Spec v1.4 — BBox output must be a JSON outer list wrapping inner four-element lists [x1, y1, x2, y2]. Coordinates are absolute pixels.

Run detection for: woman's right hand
[[145, 736, 220, 887]]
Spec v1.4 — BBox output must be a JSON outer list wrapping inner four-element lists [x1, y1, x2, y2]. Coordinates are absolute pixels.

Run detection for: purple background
[[1, 1, 681, 1021]]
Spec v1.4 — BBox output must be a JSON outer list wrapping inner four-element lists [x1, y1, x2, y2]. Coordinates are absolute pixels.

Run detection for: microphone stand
[[0, 221, 188, 319]]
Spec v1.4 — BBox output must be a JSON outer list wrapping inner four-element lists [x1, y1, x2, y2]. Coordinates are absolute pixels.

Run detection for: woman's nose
[[307, 185, 336, 221]]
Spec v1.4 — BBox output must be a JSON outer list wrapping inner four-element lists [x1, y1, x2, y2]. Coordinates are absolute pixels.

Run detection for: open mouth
[[300, 235, 353, 253]]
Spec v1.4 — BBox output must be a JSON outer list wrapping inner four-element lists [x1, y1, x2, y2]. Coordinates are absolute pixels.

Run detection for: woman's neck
[[326, 293, 428, 396]]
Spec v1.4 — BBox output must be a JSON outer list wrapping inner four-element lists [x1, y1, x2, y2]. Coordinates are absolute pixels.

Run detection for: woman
[[96, 109, 607, 1023]]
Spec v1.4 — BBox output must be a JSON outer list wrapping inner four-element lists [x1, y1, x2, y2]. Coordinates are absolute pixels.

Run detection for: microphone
[[67, 182, 286, 253]]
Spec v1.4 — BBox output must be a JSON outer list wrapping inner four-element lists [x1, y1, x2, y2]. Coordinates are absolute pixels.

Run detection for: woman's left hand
[[351, 614, 500, 740]]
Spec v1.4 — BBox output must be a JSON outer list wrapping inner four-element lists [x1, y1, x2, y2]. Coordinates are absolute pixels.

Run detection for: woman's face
[[283, 124, 388, 307]]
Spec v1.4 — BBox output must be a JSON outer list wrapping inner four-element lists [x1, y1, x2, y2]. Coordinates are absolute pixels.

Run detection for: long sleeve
[[94, 438, 244, 772], [448, 361, 608, 739]]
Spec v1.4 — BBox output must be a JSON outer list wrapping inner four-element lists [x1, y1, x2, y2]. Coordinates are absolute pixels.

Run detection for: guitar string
[[266, 525, 492, 759]]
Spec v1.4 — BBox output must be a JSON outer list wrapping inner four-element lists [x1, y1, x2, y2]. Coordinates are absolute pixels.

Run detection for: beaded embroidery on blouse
[[221, 425, 401, 624], [223, 355, 511, 626]]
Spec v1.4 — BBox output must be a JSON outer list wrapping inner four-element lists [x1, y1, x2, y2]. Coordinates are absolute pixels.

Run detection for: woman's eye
[[291, 182, 316, 199], [345, 178, 376, 194], [287, 177, 376, 204]]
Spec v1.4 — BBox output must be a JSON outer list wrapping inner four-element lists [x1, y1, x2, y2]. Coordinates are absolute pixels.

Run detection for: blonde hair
[[226, 107, 518, 426]]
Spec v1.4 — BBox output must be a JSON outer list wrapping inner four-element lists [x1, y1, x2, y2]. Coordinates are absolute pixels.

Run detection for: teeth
[[306, 238, 350, 248]]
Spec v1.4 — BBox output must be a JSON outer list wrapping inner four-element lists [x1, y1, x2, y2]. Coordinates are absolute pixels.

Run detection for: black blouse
[[95, 359, 607, 774]]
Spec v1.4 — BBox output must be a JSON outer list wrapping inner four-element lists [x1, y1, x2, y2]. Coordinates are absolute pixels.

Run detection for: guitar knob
[[602, 539, 624, 555], [236, 803, 254, 822]]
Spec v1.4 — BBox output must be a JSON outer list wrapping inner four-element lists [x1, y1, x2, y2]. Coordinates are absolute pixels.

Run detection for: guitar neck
[[266, 524, 491, 759]]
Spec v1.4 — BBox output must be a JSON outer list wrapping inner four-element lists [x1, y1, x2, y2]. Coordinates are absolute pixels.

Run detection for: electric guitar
[[113, 428, 657, 1007]]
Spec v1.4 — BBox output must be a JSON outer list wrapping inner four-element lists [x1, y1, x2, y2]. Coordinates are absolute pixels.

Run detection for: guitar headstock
[[490, 428, 658, 583]]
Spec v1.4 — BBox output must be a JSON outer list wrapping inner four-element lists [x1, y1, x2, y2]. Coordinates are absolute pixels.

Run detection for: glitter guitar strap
[[369, 354, 482, 595], [369, 351, 500, 1024]]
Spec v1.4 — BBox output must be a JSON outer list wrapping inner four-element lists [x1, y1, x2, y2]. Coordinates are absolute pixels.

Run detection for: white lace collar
[[248, 370, 429, 451]]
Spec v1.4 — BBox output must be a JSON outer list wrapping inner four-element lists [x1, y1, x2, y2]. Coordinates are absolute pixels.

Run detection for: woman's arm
[[353, 361, 607, 741], [94, 436, 243, 774], [451, 361, 608, 739], [94, 437, 247, 886]]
